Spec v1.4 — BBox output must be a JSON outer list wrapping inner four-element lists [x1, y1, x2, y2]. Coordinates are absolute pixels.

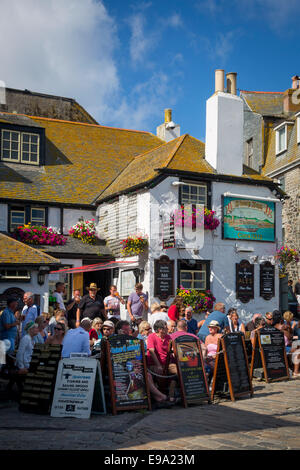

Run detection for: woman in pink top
[[204, 320, 222, 371]]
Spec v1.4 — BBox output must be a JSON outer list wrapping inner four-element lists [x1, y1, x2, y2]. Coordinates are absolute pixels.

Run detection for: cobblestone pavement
[[0, 377, 299, 450]]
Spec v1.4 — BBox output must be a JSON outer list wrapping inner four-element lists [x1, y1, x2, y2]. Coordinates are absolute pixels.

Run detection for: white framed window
[[1, 129, 40, 164], [0, 269, 30, 280], [10, 208, 25, 231], [180, 269, 206, 290], [181, 183, 207, 206], [1, 130, 20, 162], [31, 207, 46, 225], [297, 114, 300, 144], [276, 126, 287, 154], [21, 132, 40, 164]]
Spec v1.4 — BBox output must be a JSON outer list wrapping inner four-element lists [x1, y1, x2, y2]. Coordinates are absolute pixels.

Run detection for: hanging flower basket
[[173, 207, 220, 231], [275, 246, 299, 277], [176, 287, 216, 312], [121, 234, 148, 256], [69, 219, 97, 245], [13, 223, 67, 246]]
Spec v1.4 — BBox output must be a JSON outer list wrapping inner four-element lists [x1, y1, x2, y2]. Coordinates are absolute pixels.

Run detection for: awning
[[49, 260, 137, 274]]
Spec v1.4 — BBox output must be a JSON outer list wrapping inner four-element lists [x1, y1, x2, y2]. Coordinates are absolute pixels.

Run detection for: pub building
[[0, 72, 283, 320]]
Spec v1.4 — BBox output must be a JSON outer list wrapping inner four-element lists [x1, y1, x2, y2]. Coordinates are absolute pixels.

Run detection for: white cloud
[[128, 12, 158, 64], [0, 0, 119, 116]]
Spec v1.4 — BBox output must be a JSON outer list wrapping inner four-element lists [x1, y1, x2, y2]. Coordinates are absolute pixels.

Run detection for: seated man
[[115, 320, 138, 337], [167, 320, 176, 335], [146, 320, 177, 402], [184, 307, 198, 335], [171, 320, 207, 360], [62, 318, 92, 358], [198, 302, 229, 342]]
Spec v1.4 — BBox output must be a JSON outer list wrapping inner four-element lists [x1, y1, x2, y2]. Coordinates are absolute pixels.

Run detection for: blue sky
[[0, 0, 300, 141]]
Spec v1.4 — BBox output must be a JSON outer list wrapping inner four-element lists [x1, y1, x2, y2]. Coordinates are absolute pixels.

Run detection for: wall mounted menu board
[[172, 335, 210, 407], [211, 333, 253, 402], [260, 261, 275, 300], [257, 327, 289, 382], [19, 344, 62, 414], [154, 255, 174, 301], [236, 259, 254, 303], [105, 335, 151, 415]]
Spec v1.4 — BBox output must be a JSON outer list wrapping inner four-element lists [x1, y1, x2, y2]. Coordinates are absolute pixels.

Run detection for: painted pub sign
[[223, 197, 275, 242]]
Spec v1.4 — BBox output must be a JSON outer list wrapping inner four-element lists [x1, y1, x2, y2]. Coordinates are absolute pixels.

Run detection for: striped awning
[[49, 260, 137, 274]]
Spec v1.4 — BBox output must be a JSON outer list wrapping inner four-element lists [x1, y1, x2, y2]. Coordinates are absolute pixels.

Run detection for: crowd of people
[[1, 281, 300, 405]]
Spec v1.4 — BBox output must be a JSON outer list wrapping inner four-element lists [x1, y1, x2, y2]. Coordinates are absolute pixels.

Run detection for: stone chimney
[[156, 108, 180, 142], [283, 75, 300, 113], [205, 69, 244, 176]]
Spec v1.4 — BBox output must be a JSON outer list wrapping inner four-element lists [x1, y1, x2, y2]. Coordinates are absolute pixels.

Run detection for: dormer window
[[274, 121, 293, 156], [296, 112, 300, 144], [1, 129, 40, 165]]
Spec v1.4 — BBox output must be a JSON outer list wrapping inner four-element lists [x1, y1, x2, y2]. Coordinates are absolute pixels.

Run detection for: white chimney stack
[[205, 70, 243, 176], [157, 109, 180, 142]]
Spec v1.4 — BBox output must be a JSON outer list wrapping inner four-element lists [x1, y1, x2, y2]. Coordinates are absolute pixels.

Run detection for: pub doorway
[[83, 269, 112, 300]]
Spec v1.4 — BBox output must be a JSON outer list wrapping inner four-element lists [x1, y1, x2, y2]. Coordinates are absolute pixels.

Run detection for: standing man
[[104, 285, 125, 321], [185, 307, 199, 335], [65, 289, 81, 329], [127, 283, 148, 325], [76, 283, 105, 327], [21, 292, 40, 337], [197, 302, 229, 343], [0, 297, 19, 353], [53, 282, 66, 312], [62, 318, 92, 358]]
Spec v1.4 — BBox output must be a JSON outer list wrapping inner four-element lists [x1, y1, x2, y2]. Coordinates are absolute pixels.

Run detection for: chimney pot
[[226, 72, 237, 95], [215, 69, 225, 93], [164, 108, 172, 123], [292, 75, 300, 89]]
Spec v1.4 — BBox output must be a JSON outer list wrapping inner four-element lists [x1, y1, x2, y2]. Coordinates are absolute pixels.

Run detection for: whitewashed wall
[[63, 209, 95, 234], [146, 177, 282, 323]]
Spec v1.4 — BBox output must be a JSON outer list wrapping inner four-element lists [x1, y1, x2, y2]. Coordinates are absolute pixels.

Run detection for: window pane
[[3, 141, 10, 149], [30, 135, 38, 143], [22, 152, 29, 161], [3, 149, 10, 158], [278, 128, 286, 152], [11, 132, 19, 141], [181, 281, 192, 289], [3, 131, 10, 139], [30, 154, 38, 162], [23, 143, 29, 152], [181, 271, 192, 280], [194, 281, 205, 289], [11, 151, 19, 160], [22, 134, 30, 143], [31, 143, 38, 153], [11, 141, 19, 150]]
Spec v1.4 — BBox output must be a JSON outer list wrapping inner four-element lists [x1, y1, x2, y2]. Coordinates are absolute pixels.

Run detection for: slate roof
[[0, 233, 60, 266], [240, 90, 284, 116], [262, 116, 300, 175], [38, 235, 113, 259], [0, 112, 163, 205]]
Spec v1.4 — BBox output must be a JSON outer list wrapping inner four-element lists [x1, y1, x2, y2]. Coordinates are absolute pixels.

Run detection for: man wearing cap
[[15, 321, 39, 373], [198, 302, 229, 343], [75, 283, 105, 328], [62, 318, 92, 358], [0, 297, 19, 353]]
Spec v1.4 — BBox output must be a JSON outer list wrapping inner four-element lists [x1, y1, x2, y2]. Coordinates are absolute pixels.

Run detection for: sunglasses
[[103, 327, 112, 331], [54, 327, 63, 331]]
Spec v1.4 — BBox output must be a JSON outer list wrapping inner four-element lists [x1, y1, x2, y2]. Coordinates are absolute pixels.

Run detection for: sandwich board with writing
[[211, 333, 253, 402], [250, 327, 289, 383], [104, 335, 151, 415], [50, 357, 106, 419], [170, 335, 210, 407]]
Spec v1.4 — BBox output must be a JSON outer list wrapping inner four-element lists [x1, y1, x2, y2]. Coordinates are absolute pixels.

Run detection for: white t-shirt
[[148, 311, 169, 328], [53, 292, 65, 310], [104, 295, 121, 319]]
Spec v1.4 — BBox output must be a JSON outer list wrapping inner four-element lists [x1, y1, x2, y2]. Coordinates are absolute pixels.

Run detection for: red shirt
[[168, 305, 179, 322], [146, 332, 172, 366]]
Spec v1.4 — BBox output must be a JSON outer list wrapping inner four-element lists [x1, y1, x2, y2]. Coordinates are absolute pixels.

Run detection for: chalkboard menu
[[19, 344, 62, 414], [250, 332, 263, 378], [257, 327, 289, 382], [211, 333, 253, 401], [223, 333, 253, 398], [172, 335, 209, 407], [105, 335, 151, 415], [260, 261, 275, 300], [236, 259, 254, 303], [154, 255, 174, 301]]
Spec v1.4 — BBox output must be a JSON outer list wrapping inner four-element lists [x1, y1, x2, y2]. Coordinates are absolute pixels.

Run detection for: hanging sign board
[[236, 259, 254, 303], [105, 335, 151, 415], [19, 344, 62, 414], [171, 334, 210, 407], [223, 196, 275, 242], [255, 327, 289, 382], [51, 358, 106, 419], [211, 333, 253, 402], [154, 255, 175, 301], [260, 261, 275, 300]]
